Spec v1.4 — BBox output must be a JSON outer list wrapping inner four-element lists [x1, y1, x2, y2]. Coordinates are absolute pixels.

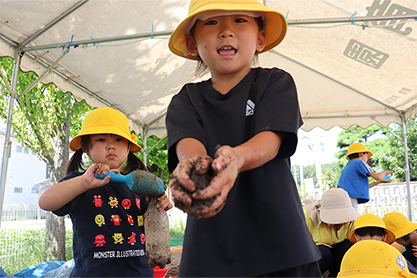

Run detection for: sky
[[291, 126, 343, 166]]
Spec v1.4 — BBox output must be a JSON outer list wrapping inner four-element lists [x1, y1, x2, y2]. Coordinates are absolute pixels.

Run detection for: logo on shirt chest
[[246, 99, 255, 116]]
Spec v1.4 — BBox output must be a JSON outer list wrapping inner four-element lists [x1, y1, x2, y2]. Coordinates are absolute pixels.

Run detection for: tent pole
[[142, 128, 148, 168], [146, 133, 167, 154], [0, 50, 22, 228], [16, 53, 67, 100], [401, 114, 413, 221]]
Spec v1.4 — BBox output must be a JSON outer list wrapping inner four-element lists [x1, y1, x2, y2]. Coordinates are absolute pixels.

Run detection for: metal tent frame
[[1, 1, 416, 227]]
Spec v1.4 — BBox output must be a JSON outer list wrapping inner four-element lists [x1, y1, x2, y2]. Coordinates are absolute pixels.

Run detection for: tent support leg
[[142, 128, 148, 168], [401, 114, 413, 221], [0, 51, 22, 228]]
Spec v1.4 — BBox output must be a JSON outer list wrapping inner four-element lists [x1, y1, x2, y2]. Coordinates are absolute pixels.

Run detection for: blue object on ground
[[0, 266, 11, 277], [0, 260, 74, 278]]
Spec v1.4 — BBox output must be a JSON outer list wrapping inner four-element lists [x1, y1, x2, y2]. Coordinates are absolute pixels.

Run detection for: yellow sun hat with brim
[[168, 0, 287, 60], [337, 240, 411, 277], [348, 214, 396, 244], [383, 212, 417, 239], [69, 107, 142, 153], [346, 142, 373, 160]]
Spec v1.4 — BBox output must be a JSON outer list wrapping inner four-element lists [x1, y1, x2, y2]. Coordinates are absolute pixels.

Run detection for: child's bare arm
[[368, 170, 394, 188], [369, 170, 393, 181], [38, 163, 111, 211]]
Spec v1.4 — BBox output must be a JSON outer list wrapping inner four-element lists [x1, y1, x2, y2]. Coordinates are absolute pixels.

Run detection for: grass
[[0, 228, 73, 275], [169, 217, 186, 238], [0, 219, 185, 275]]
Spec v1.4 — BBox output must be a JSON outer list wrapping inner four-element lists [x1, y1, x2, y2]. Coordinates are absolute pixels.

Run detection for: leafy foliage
[[0, 57, 91, 176], [136, 135, 170, 183], [381, 120, 417, 181], [294, 120, 417, 192]]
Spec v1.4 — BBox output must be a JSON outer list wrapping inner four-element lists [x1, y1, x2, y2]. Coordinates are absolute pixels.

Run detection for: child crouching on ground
[[348, 213, 417, 274]]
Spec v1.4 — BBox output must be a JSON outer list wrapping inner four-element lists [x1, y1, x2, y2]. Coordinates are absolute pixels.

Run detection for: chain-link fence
[[0, 204, 72, 275]]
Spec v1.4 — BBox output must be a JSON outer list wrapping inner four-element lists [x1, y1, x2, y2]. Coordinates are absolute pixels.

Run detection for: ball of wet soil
[[171, 157, 219, 218]]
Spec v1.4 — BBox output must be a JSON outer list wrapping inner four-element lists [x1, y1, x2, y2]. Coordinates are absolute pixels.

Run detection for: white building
[[0, 131, 48, 205]]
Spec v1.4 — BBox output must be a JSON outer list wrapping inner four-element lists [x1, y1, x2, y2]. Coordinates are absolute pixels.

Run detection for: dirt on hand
[[166, 250, 181, 277], [170, 157, 218, 218]]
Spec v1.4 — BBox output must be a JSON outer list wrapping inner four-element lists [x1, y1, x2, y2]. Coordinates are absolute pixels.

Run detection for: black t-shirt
[[53, 171, 152, 277], [404, 244, 417, 268], [166, 67, 321, 276]]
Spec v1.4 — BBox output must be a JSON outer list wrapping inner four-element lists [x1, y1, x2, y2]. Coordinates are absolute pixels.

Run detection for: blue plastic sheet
[[0, 260, 73, 278]]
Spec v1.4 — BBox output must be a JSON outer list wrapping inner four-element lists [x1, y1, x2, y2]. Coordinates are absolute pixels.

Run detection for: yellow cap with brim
[[346, 142, 373, 160], [69, 107, 142, 153], [168, 0, 287, 60], [338, 241, 411, 277], [348, 214, 396, 244], [383, 212, 417, 239]]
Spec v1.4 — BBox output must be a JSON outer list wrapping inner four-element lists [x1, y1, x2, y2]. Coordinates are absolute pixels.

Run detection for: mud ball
[[171, 158, 219, 218]]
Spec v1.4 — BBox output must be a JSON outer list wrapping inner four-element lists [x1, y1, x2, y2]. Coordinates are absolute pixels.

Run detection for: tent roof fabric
[[0, 0, 416, 137]]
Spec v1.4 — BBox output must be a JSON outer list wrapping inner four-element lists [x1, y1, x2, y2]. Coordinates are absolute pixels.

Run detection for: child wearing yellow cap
[[337, 240, 413, 278], [38, 107, 172, 277], [384, 212, 417, 270], [348, 213, 396, 244], [337, 142, 393, 209], [348, 213, 417, 275], [166, 0, 321, 276]]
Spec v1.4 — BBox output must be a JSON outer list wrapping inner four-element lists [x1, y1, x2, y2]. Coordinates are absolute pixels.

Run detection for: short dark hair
[[65, 135, 146, 175], [355, 227, 386, 237], [347, 153, 360, 160], [399, 233, 411, 243]]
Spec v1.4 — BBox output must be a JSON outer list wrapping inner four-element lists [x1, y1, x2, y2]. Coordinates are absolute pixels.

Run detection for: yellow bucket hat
[[168, 0, 287, 60], [346, 142, 373, 160], [337, 240, 411, 277], [69, 107, 142, 153], [348, 214, 396, 244], [383, 212, 417, 239]]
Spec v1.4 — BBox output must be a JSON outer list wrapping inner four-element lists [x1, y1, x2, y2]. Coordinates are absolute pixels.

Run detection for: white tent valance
[[1, 0, 416, 136]]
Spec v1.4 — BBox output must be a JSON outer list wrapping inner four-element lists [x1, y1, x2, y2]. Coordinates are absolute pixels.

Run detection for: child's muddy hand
[[194, 195, 227, 219], [195, 155, 212, 175], [193, 146, 238, 200], [169, 176, 193, 212], [84, 164, 111, 189], [171, 157, 200, 192], [93, 163, 111, 175], [156, 193, 173, 211]]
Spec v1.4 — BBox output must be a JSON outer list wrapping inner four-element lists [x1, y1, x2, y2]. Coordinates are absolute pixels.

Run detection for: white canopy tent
[[0, 0, 416, 222]]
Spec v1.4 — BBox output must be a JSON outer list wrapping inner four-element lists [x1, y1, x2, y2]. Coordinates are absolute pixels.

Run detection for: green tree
[[137, 135, 170, 182], [292, 162, 341, 192], [321, 162, 341, 189], [0, 56, 91, 260], [335, 124, 384, 163], [381, 120, 417, 181]]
